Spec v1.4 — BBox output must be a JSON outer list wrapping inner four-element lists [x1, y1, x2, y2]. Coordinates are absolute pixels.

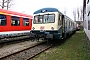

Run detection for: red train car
[[0, 9, 32, 38]]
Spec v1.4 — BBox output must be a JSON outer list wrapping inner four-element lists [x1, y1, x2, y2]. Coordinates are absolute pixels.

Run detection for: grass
[[31, 29, 90, 60]]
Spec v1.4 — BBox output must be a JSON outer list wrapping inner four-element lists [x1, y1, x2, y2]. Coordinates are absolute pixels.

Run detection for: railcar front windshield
[[33, 14, 55, 24]]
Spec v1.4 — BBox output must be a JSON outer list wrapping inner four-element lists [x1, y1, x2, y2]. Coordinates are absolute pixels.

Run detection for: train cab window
[[33, 14, 55, 24], [43, 14, 55, 23], [11, 16, 20, 26], [33, 15, 43, 24], [23, 18, 29, 26], [0, 14, 6, 26]]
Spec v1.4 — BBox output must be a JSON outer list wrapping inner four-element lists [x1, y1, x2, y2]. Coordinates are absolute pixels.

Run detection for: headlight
[[32, 27, 35, 30], [51, 27, 54, 30]]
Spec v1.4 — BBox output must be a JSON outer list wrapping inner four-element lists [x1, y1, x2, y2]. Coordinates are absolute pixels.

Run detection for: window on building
[[88, 15, 90, 30], [87, 0, 89, 4], [11, 16, 20, 26], [0, 14, 6, 26], [23, 18, 29, 26], [88, 20, 90, 30]]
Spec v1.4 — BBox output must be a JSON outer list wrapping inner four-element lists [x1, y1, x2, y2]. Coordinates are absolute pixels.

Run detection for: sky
[[10, 0, 83, 20]]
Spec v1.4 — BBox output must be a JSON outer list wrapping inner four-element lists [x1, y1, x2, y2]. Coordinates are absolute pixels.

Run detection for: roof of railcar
[[0, 9, 33, 18], [33, 7, 74, 21], [33, 7, 63, 14]]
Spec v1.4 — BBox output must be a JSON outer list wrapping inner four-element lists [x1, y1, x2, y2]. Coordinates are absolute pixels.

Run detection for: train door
[[62, 15, 65, 39]]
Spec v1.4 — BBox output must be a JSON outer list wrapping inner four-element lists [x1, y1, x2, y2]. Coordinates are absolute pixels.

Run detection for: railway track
[[0, 41, 53, 60], [0, 35, 30, 44]]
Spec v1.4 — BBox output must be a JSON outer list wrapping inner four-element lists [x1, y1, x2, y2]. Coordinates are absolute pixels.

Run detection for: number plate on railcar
[[40, 26, 44, 30]]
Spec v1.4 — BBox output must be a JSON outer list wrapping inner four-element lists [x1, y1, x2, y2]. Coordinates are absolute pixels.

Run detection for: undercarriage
[[29, 32, 53, 42]]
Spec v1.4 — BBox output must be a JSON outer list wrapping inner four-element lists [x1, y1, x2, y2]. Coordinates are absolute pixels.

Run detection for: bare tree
[[73, 9, 76, 21], [0, 0, 13, 10], [0, 0, 4, 9]]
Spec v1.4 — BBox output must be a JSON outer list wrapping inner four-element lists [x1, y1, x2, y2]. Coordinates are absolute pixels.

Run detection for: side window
[[0, 14, 6, 26], [23, 18, 29, 26], [11, 16, 20, 26], [65, 17, 67, 26], [71, 21, 72, 27], [70, 21, 71, 27], [69, 20, 70, 27], [58, 14, 62, 25], [65, 18, 67, 25], [67, 20, 69, 26]]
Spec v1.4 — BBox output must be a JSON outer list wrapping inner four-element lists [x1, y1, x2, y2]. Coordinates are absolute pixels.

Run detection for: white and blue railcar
[[30, 7, 76, 40]]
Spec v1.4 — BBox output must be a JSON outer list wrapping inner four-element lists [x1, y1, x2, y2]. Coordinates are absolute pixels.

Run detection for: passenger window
[[23, 18, 29, 26], [11, 16, 20, 26], [0, 14, 6, 26]]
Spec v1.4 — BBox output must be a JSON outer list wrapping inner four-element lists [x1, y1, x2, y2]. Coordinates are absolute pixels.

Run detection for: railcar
[[83, 0, 90, 44], [0, 9, 32, 38], [76, 24, 80, 30], [30, 7, 76, 41]]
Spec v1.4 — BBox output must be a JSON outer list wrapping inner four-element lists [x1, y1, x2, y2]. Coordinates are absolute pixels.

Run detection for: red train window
[[23, 18, 29, 26], [0, 14, 6, 26], [11, 16, 20, 26]]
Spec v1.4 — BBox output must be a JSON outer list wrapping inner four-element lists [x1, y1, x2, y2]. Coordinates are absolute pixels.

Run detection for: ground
[[32, 29, 90, 60]]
